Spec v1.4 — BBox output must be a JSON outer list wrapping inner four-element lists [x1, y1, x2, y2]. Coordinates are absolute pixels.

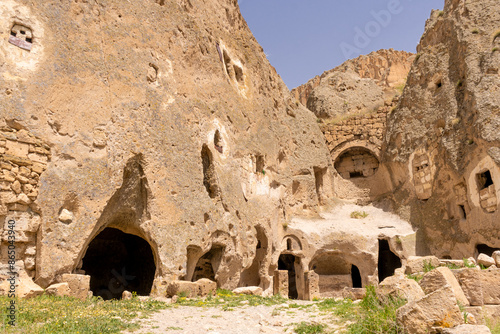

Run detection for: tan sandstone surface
[[0, 0, 335, 296]]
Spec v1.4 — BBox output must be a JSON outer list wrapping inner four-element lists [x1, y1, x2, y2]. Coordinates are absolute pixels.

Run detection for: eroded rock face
[[292, 49, 414, 109], [0, 0, 333, 295], [384, 0, 500, 258]]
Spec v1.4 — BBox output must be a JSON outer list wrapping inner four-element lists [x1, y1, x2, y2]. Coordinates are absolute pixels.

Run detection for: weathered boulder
[[378, 274, 425, 303], [196, 278, 217, 297], [455, 268, 500, 306], [492, 251, 500, 267], [454, 268, 483, 306], [45, 282, 71, 297], [440, 324, 491, 334], [0, 271, 43, 298], [233, 286, 263, 296], [405, 256, 440, 275], [61, 274, 90, 300], [477, 254, 495, 268], [397, 285, 464, 334], [122, 290, 132, 300], [419, 267, 469, 306], [166, 281, 200, 298]]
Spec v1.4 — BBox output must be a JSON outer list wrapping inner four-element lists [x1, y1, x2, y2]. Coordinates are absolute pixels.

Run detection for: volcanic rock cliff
[[292, 49, 414, 119], [384, 0, 500, 257], [0, 0, 334, 294]]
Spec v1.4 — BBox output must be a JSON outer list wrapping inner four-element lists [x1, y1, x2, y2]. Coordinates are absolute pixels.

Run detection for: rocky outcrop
[[0, 0, 334, 298], [291, 49, 414, 118], [383, 0, 500, 258]]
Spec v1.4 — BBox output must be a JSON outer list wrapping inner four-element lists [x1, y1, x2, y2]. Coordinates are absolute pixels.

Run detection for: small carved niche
[[412, 153, 432, 200], [214, 130, 223, 154], [454, 182, 469, 220], [476, 169, 497, 213], [9, 24, 33, 51]]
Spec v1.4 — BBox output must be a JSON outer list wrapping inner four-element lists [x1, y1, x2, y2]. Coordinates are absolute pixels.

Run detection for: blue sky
[[239, 1, 444, 89]]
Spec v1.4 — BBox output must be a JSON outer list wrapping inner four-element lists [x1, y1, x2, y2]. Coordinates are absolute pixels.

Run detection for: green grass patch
[[0, 295, 168, 334], [345, 286, 406, 334], [294, 321, 326, 334], [463, 258, 476, 268], [423, 260, 437, 273], [351, 211, 369, 219]]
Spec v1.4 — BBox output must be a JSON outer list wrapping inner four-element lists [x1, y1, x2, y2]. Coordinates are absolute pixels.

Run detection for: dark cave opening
[[81, 228, 156, 300]]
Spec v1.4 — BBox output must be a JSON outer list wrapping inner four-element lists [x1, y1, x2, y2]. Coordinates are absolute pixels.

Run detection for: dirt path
[[124, 299, 348, 334]]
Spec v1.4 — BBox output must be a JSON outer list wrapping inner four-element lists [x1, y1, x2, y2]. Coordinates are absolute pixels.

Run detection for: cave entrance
[[377, 239, 401, 282], [81, 228, 156, 300], [351, 265, 362, 288], [278, 254, 298, 299], [476, 244, 500, 257], [192, 245, 225, 283]]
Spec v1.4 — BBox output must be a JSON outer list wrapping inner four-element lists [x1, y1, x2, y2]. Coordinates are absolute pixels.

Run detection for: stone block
[[492, 251, 500, 267], [405, 256, 440, 274], [233, 286, 263, 296], [478, 254, 495, 268], [273, 270, 288, 298], [440, 325, 491, 333], [397, 285, 464, 334], [454, 268, 483, 306], [166, 280, 199, 298], [378, 274, 425, 303], [61, 274, 90, 300], [0, 271, 44, 298], [196, 278, 217, 297], [304, 270, 320, 301], [419, 267, 469, 306], [45, 282, 71, 297]]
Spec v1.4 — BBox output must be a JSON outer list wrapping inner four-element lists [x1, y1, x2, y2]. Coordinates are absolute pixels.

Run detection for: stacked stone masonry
[[0, 125, 50, 278], [334, 148, 379, 179], [320, 102, 392, 154], [412, 153, 433, 200]]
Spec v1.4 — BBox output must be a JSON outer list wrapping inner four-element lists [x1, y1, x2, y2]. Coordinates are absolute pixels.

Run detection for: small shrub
[[463, 258, 476, 268], [456, 79, 463, 88], [423, 260, 436, 273], [437, 10, 444, 17], [493, 47, 499, 52], [351, 211, 369, 219], [294, 322, 326, 334], [282, 222, 288, 230], [472, 29, 479, 34], [445, 262, 462, 270], [407, 273, 423, 282], [347, 285, 407, 334]]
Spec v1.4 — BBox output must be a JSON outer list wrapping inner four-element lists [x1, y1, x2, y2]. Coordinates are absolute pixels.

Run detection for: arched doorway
[[192, 245, 225, 282], [278, 254, 298, 299], [81, 228, 156, 300]]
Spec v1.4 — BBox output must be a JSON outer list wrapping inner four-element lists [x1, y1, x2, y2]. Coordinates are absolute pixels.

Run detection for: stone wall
[[0, 125, 50, 278], [320, 100, 393, 154]]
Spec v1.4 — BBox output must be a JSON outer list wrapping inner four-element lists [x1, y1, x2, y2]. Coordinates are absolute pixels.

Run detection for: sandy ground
[[123, 299, 349, 334]]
